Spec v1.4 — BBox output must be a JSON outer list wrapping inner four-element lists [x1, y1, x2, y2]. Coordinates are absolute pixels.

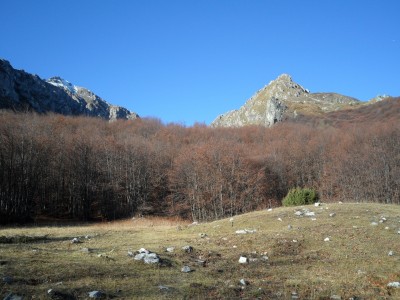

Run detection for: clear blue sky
[[1, 0, 399, 125]]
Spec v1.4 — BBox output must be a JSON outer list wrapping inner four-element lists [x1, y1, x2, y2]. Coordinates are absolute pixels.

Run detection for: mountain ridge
[[0, 59, 139, 121], [211, 74, 369, 127]]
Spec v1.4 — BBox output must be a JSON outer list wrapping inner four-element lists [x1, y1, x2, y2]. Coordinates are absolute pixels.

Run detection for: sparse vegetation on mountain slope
[[1, 203, 399, 299]]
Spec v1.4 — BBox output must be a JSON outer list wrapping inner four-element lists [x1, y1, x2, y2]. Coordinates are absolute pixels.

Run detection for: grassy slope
[[1, 203, 400, 299]]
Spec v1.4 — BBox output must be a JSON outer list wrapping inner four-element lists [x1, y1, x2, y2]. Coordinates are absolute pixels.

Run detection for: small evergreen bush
[[282, 187, 318, 207]]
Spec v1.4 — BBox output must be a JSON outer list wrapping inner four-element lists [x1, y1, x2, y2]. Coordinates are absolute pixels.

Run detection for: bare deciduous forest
[[0, 99, 399, 224]]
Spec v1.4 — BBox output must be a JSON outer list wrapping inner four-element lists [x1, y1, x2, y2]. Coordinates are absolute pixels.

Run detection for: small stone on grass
[[181, 266, 191, 273], [88, 290, 105, 298], [182, 245, 193, 253], [239, 256, 248, 264], [387, 282, 400, 288]]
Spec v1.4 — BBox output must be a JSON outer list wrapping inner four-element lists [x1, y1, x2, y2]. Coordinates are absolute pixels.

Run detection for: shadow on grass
[[0, 235, 79, 244]]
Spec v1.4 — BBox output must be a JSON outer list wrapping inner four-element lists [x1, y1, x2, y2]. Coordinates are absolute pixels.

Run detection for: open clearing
[[1, 203, 400, 299]]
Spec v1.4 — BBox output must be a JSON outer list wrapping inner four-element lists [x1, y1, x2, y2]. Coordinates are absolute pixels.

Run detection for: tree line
[[0, 109, 399, 224]]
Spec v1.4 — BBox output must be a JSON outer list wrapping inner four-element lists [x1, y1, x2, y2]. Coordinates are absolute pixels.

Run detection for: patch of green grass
[[1, 204, 400, 299]]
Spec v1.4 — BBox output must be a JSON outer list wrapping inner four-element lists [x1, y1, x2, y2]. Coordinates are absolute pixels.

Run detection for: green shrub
[[282, 187, 318, 207]]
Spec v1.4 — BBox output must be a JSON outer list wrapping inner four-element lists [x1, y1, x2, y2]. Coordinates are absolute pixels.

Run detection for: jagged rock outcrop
[[211, 74, 361, 127], [265, 97, 288, 127], [0, 59, 139, 121]]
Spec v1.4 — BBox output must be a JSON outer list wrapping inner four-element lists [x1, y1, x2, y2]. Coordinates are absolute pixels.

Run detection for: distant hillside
[[211, 74, 379, 127], [290, 96, 400, 127], [0, 59, 139, 121]]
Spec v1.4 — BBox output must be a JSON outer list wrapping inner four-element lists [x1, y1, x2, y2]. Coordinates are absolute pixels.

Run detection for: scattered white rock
[[314, 202, 321, 207], [353, 226, 358, 229], [166, 247, 175, 253], [133, 248, 160, 264], [81, 247, 92, 253], [195, 259, 206, 266], [239, 256, 248, 264], [357, 269, 366, 275], [291, 291, 299, 299], [188, 221, 198, 227], [261, 255, 269, 261], [71, 237, 80, 244], [233, 245, 237, 248], [182, 245, 193, 253], [294, 211, 303, 216], [222, 237, 228, 241], [249, 258, 258, 262], [267, 208, 273, 211], [181, 266, 191, 273], [292, 240, 298, 243], [370, 222, 378, 226], [304, 211, 315, 217], [324, 237, 330, 242], [133, 253, 146, 260], [88, 291, 105, 298], [329, 213, 336, 217], [199, 233, 207, 238], [330, 295, 341, 300], [277, 217, 283, 222], [388, 251, 394, 256], [158, 285, 170, 291], [138, 248, 149, 254], [385, 226, 390, 230], [311, 218, 317, 221], [387, 282, 400, 288], [288, 225, 293, 229], [338, 201, 343, 204], [397, 230, 400, 234], [239, 279, 248, 286], [235, 229, 257, 234], [127, 250, 134, 257], [143, 253, 160, 264]]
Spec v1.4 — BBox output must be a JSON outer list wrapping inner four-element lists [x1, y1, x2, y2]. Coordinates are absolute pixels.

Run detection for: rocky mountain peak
[[211, 74, 361, 128], [266, 73, 309, 98], [47, 76, 77, 94], [271, 73, 293, 84]]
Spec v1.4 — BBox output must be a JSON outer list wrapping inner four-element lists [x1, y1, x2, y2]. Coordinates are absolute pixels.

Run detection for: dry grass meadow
[[1, 203, 400, 299]]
